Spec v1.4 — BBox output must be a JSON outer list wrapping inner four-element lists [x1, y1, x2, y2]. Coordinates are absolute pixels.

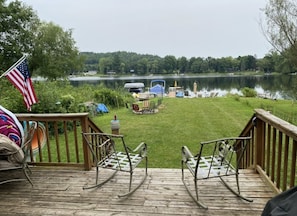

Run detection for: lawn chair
[[82, 132, 148, 197], [181, 136, 253, 209], [132, 103, 143, 114], [0, 121, 37, 186]]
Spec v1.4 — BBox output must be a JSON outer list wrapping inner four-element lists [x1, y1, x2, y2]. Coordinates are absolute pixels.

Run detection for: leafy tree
[[119, 62, 126, 73], [137, 58, 149, 74], [80, 52, 100, 72], [206, 57, 217, 72], [190, 57, 207, 73], [177, 56, 188, 74], [149, 60, 159, 74], [262, 0, 297, 69], [0, 0, 39, 70], [163, 55, 177, 74], [99, 57, 112, 74], [217, 57, 239, 72], [30, 22, 83, 80], [238, 55, 257, 71], [112, 53, 121, 72], [257, 55, 274, 73]]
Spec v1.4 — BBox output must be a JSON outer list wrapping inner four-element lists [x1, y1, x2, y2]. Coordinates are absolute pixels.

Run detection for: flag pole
[[0, 55, 27, 79]]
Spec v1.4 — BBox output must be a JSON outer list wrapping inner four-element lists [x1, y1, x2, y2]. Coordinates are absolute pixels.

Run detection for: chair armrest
[[181, 146, 194, 162], [129, 142, 147, 157], [200, 137, 251, 145]]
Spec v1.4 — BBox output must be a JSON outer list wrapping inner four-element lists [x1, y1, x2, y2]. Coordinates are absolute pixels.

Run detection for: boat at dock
[[149, 80, 166, 97], [124, 82, 145, 93]]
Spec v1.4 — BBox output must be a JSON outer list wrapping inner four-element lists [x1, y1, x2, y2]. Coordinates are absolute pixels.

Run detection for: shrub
[[241, 87, 257, 97], [93, 88, 128, 108], [1, 80, 133, 113]]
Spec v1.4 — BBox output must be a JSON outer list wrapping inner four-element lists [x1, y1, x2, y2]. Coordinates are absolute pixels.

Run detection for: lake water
[[69, 74, 297, 99]]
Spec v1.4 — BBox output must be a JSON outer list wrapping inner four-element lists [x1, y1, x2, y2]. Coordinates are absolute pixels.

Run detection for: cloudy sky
[[20, 0, 271, 58]]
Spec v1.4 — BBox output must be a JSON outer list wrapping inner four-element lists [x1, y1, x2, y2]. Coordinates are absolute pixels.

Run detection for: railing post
[[255, 117, 265, 169], [81, 115, 92, 170]]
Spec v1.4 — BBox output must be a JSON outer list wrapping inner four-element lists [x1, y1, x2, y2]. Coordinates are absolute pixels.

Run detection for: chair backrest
[[143, 100, 149, 108], [196, 137, 251, 178], [200, 137, 250, 160], [82, 133, 124, 165]]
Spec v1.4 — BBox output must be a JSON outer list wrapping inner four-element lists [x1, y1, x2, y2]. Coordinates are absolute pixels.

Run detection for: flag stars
[[17, 60, 30, 80]]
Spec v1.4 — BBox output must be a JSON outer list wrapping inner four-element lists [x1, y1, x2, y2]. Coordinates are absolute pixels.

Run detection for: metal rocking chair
[[82, 132, 148, 197], [0, 121, 37, 186], [181, 136, 253, 209]]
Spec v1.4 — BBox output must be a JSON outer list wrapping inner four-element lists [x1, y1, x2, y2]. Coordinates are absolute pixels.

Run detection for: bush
[[0, 80, 133, 113], [241, 87, 257, 97], [94, 88, 127, 108]]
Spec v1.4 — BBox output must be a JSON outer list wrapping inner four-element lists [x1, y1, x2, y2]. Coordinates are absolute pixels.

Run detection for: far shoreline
[[65, 71, 279, 81]]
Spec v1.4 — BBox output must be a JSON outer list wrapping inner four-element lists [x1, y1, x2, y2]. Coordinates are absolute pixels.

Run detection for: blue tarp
[[96, 103, 109, 113], [150, 84, 165, 95], [176, 91, 184, 98]]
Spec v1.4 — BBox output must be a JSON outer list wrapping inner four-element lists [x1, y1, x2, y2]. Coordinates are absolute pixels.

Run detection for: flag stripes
[[5, 57, 38, 111]]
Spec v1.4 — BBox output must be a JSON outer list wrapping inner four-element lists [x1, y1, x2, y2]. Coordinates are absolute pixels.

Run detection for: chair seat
[[99, 152, 142, 171], [186, 155, 236, 179]]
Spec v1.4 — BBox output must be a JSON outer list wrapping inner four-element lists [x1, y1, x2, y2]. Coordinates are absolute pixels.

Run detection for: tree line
[[80, 51, 296, 75]]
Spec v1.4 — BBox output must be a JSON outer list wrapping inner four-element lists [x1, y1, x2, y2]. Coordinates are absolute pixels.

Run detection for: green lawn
[[91, 96, 297, 168]]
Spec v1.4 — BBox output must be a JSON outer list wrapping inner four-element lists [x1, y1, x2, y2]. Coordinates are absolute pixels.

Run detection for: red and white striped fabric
[[5, 57, 38, 111]]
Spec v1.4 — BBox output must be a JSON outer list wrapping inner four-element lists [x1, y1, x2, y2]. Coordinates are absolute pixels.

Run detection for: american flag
[[5, 58, 38, 111]]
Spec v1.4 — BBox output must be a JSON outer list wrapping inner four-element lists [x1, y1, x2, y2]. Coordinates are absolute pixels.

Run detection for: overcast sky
[[20, 0, 271, 58]]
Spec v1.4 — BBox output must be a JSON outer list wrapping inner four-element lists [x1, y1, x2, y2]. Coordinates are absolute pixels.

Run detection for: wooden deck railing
[[16, 113, 102, 170], [16, 109, 297, 193], [239, 109, 297, 194]]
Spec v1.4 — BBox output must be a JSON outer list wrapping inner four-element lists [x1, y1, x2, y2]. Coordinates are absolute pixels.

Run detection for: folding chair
[[181, 137, 253, 209], [132, 103, 143, 114], [82, 132, 148, 197], [0, 121, 37, 186]]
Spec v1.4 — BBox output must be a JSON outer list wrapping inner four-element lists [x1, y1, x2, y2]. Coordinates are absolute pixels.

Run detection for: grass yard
[[91, 96, 297, 168]]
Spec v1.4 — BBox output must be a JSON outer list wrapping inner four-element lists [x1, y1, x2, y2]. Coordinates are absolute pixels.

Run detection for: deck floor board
[[0, 167, 275, 215]]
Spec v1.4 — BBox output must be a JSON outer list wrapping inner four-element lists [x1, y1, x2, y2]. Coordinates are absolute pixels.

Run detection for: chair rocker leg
[[0, 178, 27, 185], [23, 167, 33, 186], [219, 176, 253, 203], [182, 177, 208, 209], [118, 168, 148, 198], [0, 167, 33, 186], [83, 170, 118, 190], [181, 163, 208, 209]]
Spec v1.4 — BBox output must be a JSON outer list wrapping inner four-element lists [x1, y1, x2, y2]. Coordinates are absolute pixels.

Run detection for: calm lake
[[69, 74, 297, 99]]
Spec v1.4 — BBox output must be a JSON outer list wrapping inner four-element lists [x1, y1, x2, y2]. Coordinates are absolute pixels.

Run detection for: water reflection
[[69, 74, 297, 99]]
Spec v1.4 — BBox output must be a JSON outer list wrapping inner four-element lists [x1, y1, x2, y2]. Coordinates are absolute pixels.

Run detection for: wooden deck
[[0, 167, 275, 216]]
